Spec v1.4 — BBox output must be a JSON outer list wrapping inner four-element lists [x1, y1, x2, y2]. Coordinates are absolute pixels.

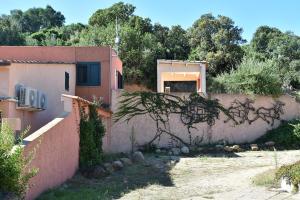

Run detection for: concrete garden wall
[[23, 96, 80, 200], [103, 91, 300, 153]]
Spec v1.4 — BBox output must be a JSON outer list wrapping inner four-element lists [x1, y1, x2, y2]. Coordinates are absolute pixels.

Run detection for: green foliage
[[188, 14, 246, 75], [249, 26, 300, 88], [79, 104, 106, 171], [0, 14, 25, 45], [256, 119, 300, 149], [18, 5, 65, 33], [210, 58, 283, 96], [276, 160, 300, 186], [0, 123, 38, 199], [2, 3, 300, 91], [89, 2, 135, 26]]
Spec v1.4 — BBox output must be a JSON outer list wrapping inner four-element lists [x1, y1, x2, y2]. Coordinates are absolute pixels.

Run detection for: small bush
[[79, 104, 106, 171], [276, 161, 300, 185], [209, 58, 283, 96], [0, 123, 38, 199], [255, 119, 300, 149]]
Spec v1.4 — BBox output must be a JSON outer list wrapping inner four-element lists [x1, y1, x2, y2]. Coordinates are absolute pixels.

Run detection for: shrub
[[79, 104, 106, 171], [255, 119, 300, 149], [276, 161, 300, 186], [209, 58, 283, 96], [0, 123, 38, 199]]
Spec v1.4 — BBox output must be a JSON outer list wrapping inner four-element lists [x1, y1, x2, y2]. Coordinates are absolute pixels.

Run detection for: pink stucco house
[[0, 46, 122, 199], [0, 46, 122, 132]]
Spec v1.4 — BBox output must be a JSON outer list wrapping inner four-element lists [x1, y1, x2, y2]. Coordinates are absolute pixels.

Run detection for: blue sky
[[1, 0, 300, 42]]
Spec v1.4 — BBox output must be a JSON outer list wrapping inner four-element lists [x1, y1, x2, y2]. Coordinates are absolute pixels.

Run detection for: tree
[[250, 26, 282, 57], [128, 15, 153, 34], [250, 26, 300, 88], [165, 25, 190, 60], [89, 2, 135, 26], [0, 15, 24, 45], [20, 5, 65, 33], [188, 14, 245, 75]]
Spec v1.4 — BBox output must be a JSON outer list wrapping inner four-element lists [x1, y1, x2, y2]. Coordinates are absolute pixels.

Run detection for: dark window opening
[[117, 71, 123, 89], [65, 72, 70, 91], [164, 81, 197, 93], [76, 62, 101, 86]]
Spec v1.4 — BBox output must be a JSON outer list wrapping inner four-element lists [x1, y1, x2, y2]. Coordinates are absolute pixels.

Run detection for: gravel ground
[[121, 150, 300, 200]]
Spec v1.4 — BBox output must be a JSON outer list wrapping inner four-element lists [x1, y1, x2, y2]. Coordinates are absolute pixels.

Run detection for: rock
[[112, 160, 124, 170], [155, 149, 161, 153], [281, 177, 298, 193], [103, 162, 114, 173], [224, 146, 234, 152], [181, 146, 190, 154], [132, 151, 145, 163], [171, 148, 181, 155], [250, 144, 259, 151], [120, 158, 132, 166], [265, 141, 275, 147], [232, 145, 240, 151], [92, 166, 108, 179]]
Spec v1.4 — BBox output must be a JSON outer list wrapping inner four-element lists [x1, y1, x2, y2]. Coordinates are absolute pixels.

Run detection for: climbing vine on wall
[[114, 92, 285, 147], [114, 92, 234, 146], [224, 99, 285, 126]]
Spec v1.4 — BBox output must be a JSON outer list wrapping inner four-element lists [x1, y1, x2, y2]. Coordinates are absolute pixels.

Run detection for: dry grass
[[252, 169, 278, 188]]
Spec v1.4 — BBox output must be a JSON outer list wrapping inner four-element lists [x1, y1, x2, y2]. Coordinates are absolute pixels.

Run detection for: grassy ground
[[38, 151, 300, 200], [38, 155, 173, 200]]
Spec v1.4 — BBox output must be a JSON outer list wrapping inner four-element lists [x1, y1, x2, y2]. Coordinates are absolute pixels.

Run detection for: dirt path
[[121, 150, 300, 200]]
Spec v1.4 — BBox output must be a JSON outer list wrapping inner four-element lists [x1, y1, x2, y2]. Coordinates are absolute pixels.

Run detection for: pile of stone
[[223, 145, 244, 152], [166, 146, 190, 156], [222, 141, 275, 153], [83, 151, 145, 179]]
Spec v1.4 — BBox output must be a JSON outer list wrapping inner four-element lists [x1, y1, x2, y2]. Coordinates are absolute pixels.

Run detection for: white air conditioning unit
[[18, 87, 38, 108], [37, 91, 47, 110], [29, 88, 38, 108], [18, 86, 29, 107]]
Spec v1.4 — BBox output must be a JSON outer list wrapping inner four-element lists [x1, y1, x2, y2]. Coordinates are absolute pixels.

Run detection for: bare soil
[[39, 150, 300, 200], [121, 150, 300, 200]]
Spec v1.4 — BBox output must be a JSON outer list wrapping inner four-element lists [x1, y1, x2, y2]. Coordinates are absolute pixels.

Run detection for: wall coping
[[23, 112, 69, 145]]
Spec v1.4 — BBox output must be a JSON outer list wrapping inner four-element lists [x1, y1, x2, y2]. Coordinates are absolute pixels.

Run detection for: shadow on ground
[[37, 156, 174, 200]]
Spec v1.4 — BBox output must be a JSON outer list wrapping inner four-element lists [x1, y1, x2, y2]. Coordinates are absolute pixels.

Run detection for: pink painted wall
[[0, 101, 9, 117], [110, 51, 123, 90], [0, 66, 9, 96], [23, 98, 80, 200], [1, 62, 76, 133], [0, 46, 122, 104], [103, 91, 300, 153]]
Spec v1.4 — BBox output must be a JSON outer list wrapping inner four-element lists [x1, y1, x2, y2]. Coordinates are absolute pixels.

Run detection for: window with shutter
[[76, 62, 101, 86], [65, 72, 70, 91]]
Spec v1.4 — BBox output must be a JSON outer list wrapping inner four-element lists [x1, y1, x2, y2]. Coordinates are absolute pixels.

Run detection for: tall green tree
[[89, 2, 135, 26], [0, 14, 24, 45], [188, 14, 245, 75], [20, 5, 65, 33], [250, 26, 300, 88], [165, 25, 190, 60]]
